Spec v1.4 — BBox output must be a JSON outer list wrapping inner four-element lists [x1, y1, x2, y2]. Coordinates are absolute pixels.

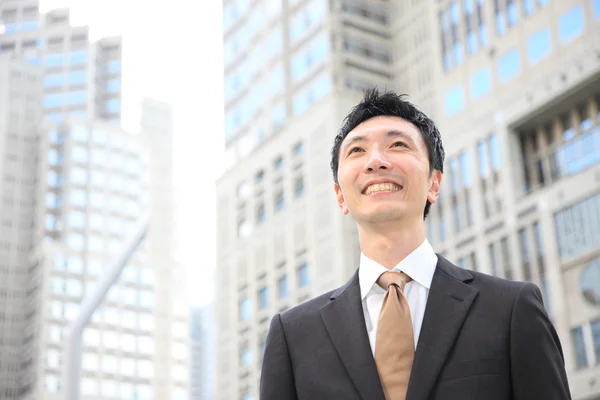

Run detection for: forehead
[[343, 116, 423, 145]]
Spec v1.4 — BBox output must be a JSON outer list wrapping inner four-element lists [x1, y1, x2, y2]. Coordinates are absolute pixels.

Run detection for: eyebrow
[[342, 129, 416, 150]]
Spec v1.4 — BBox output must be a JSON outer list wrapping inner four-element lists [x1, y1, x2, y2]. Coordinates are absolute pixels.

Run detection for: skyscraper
[[217, 0, 398, 398], [0, 54, 42, 399], [0, 1, 188, 399], [217, 0, 600, 399], [0, 2, 123, 126], [430, 2, 600, 399]]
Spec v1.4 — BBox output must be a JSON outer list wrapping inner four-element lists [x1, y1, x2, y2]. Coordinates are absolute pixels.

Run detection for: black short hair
[[330, 88, 445, 219]]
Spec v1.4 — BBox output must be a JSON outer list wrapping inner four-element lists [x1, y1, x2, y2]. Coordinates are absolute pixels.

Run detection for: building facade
[[0, 1, 188, 399], [189, 306, 215, 400], [217, 0, 399, 397], [27, 101, 188, 400], [218, 0, 600, 399], [430, 1, 600, 399], [0, 55, 42, 399], [0, 0, 123, 126]]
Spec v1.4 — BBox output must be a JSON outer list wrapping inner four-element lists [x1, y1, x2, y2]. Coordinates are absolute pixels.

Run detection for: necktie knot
[[377, 271, 412, 292]]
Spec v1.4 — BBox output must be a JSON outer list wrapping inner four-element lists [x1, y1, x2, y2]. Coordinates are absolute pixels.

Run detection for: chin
[[362, 207, 405, 223]]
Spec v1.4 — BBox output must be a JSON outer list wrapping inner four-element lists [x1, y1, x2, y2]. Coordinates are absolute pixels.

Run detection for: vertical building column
[[495, 113, 524, 282], [537, 197, 573, 371]]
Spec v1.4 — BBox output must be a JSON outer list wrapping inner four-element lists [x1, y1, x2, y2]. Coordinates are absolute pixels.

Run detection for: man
[[259, 89, 571, 400]]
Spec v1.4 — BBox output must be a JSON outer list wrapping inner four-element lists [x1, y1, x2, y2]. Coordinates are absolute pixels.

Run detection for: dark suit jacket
[[260, 255, 571, 400]]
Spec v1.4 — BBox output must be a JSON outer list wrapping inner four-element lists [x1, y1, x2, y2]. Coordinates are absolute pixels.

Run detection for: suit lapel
[[406, 255, 479, 400], [320, 270, 386, 400]]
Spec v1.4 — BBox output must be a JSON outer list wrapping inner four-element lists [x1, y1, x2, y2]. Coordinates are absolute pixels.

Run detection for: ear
[[427, 170, 442, 204], [333, 183, 349, 215]]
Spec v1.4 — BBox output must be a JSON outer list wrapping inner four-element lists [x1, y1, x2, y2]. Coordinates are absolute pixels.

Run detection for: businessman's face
[[334, 116, 441, 225]]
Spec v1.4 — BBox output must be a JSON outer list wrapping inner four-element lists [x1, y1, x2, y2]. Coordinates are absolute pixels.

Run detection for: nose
[[364, 149, 392, 172]]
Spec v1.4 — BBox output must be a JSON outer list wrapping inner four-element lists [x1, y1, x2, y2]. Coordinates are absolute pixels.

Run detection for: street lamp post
[[62, 218, 149, 400]]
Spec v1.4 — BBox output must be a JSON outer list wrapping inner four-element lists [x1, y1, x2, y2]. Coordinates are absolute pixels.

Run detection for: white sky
[[40, 0, 225, 306]]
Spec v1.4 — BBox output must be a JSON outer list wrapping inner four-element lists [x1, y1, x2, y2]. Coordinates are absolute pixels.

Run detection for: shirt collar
[[358, 239, 438, 301]]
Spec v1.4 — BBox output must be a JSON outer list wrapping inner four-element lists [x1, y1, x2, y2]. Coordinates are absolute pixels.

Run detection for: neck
[[358, 218, 426, 270]]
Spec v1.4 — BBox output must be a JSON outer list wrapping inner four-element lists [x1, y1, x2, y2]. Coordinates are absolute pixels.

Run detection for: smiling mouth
[[362, 183, 403, 195]]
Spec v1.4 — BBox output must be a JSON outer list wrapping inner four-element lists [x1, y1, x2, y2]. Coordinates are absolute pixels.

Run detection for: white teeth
[[365, 183, 401, 195]]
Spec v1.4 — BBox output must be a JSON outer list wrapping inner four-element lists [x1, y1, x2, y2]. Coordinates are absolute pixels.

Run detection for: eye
[[348, 147, 364, 154], [392, 141, 407, 148]]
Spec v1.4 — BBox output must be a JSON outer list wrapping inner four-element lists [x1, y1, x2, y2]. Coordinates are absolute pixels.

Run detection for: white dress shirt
[[359, 239, 438, 354]]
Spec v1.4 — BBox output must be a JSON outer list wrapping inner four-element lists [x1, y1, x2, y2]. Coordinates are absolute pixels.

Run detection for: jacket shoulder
[[467, 269, 537, 303], [279, 289, 334, 322]]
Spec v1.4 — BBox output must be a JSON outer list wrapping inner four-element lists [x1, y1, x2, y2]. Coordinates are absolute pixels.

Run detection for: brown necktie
[[374, 271, 414, 400]]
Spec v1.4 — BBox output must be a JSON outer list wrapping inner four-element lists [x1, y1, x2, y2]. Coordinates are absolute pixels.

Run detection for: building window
[[449, 158, 460, 194], [476, 0, 488, 47], [44, 93, 62, 109], [291, 33, 328, 82], [139, 291, 154, 308], [297, 263, 309, 287], [66, 90, 86, 106], [554, 193, 600, 260], [69, 70, 86, 85], [518, 228, 532, 281], [278, 275, 288, 299], [46, 192, 59, 209], [295, 176, 305, 198], [44, 73, 63, 87], [45, 375, 59, 393], [571, 326, 589, 369], [444, 85, 466, 116], [106, 99, 120, 114], [67, 234, 85, 251], [71, 167, 88, 185], [240, 297, 252, 321], [258, 286, 268, 310], [274, 156, 284, 170], [523, 0, 534, 16], [106, 79, 120, 93], [494, 0, 506, 35], [72, 146, 88, 163], [489, 134, 501, 169], [440, 10, 452, 71], [293, 141, 304, 156], [255, 169, 265, 183], [268, 64, 285, 97], [580, 257, 600, 305], [140, 314, 155, 331], [274, 190, 285, 212], [477, 139, 490, 177], [591, 319, 600, 363], [593, 0, 600, 21], [70, 50, 87, 65], [469, 68, 492, 99], [241, 347, 253, 366], [558, 6, 584, 43], [271, 103, 287, 132], [292, 74, 331, 116], [65, 279, 83, 297], [118, 358, 135, 377], [106, 60, 121, 74], [256, 203, 266, 224], [497, 48, 521, 83], [500, 237, 513, 280], [527, 28, 552, 64], [67, 210, 86, 230], [139, 336, 154, 355], [289, 0, 326, 43], [507, 0, 518, 26], [238, 218, 251, 238], [488, 243, 498, 276]]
